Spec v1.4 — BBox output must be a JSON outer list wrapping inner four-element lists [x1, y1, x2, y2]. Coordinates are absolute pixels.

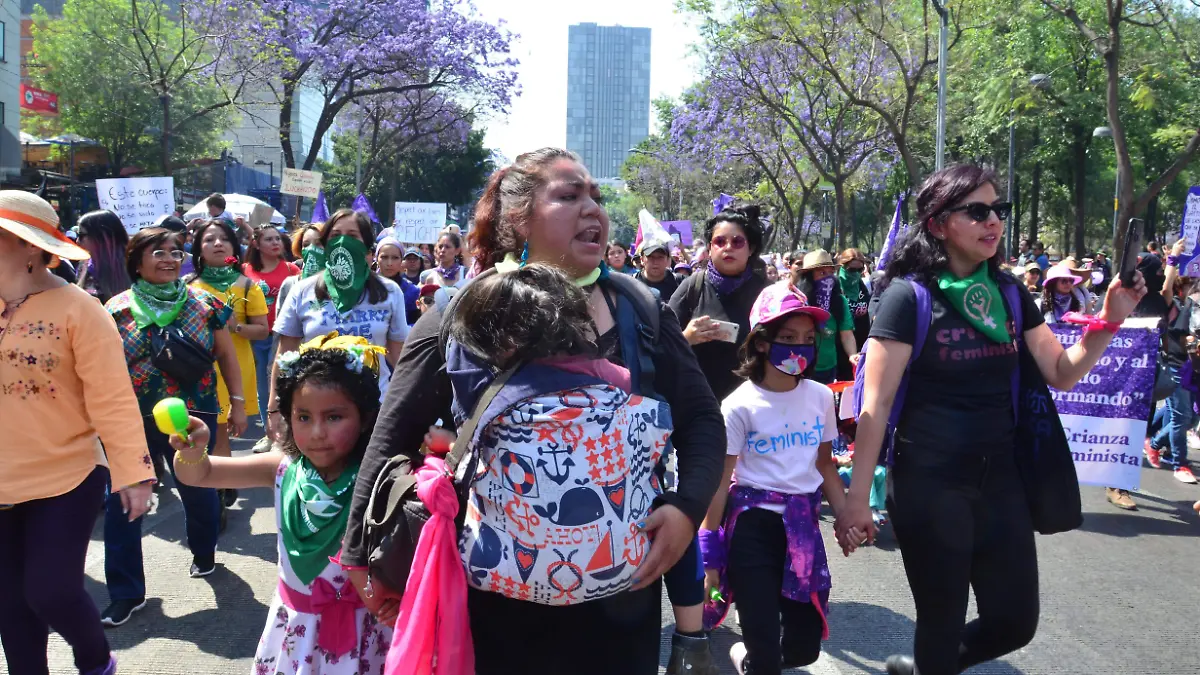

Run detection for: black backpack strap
[[606, 272, 661, 398]]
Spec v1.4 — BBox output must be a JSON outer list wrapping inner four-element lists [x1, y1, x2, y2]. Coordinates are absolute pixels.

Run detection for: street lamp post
[[255, 159, 275, 187], [931, 0, 949, 171], [1093, 126, 1118, 240]]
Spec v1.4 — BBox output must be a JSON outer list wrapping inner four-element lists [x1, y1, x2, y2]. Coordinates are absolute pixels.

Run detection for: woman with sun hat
[[0, 190, 156, 675]]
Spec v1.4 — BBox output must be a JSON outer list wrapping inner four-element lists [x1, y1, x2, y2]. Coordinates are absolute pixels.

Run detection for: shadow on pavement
[[89, 565, 268, 659], [1075, 505, 1199, 537]]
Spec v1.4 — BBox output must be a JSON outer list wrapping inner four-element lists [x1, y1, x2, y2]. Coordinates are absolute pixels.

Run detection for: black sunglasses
[[945, 201, 1012, 222]]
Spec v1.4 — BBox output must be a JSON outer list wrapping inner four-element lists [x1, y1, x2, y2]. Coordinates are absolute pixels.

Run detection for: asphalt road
[[7, 434, 1199, 675]]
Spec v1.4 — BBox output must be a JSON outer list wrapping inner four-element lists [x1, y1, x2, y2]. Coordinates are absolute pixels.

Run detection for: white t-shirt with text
[[722, 379, 838, 502]]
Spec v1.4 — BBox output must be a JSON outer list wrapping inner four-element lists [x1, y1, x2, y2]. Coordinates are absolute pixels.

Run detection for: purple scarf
[[706, 263, 754, 296], [1052, 293, 1073, 322], [436, 263, 462, 283], [812, 276, 836, 312]]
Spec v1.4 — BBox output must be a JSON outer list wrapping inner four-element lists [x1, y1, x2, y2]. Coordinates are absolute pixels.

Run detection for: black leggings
[[468, 581, 662, 675], [728, 508, 824, 675], [887, 439, 1039, 675]]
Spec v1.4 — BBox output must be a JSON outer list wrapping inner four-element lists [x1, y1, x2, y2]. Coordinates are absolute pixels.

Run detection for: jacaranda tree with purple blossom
[[236, 0, 518, 171]]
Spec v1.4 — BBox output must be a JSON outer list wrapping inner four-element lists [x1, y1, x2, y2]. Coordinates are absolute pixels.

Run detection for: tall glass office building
[[566, 23, 651, 179]]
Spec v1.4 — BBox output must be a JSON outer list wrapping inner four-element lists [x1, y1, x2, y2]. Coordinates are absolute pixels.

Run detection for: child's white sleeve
[[821, 390, 839, 444], [721, 396, 746, 457]]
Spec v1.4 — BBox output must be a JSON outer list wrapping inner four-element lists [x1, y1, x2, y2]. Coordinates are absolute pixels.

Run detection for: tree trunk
[[1029, 161, 1041, 246], [849, 193, 858, 249], [833, 180, 848, 252], [279, 80, 298, 169], [160, 96, 171, 177]]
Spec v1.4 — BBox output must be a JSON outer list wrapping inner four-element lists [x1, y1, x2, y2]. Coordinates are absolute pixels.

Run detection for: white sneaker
[[729, 642, 748, 675], [251, 437, 273, 454]]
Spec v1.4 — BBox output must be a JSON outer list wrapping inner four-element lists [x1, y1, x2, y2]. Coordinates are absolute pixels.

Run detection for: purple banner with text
[[1048, 319, 1160, 491]]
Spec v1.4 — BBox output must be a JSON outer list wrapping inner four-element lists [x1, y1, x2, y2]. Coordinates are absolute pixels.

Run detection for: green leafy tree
[[28, 0, 237, 174]]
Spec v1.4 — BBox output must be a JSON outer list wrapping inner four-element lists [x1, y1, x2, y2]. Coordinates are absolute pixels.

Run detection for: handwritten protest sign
[[96, 177, 174, 234], [392, 202, 446, 244], [1176, 187, 1200, 277], [281, 168, 322, 199], [1048, 319, 1159, 491]]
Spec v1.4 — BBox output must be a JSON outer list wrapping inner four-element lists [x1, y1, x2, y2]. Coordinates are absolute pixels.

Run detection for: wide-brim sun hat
[[800, 248, 836, 271], [1044, 264, 1083, 285], [0, 190, 89, 260], [750, 280, 831, 331]]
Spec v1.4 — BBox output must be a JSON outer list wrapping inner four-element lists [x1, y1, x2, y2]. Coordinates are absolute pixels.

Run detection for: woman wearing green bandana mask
[[845, 165, 1147, 675], [102, 226, 247, 624], [268, 209, 409, 443], [188, 219, 270, 471], [342, 148, 728, 675]]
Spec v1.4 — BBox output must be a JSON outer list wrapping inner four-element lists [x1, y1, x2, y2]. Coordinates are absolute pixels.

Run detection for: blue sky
[[471, 0, 704, 162]]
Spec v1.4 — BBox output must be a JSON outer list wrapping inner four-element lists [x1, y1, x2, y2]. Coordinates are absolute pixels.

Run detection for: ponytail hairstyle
[[77, 210, 132, 303], [470, 147, 583, 271], [879, 164, 1003, 293]]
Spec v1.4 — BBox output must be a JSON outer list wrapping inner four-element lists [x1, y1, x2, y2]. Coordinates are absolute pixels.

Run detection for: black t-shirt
[[869, 277, 1044, 452], [668, 271, 767, 402], [1163, 297, 1194, 367], [635, 270, 680, 301]]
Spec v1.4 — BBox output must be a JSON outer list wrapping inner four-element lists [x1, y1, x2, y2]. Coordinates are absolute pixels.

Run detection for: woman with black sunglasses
[[847, 165, 1146, 675]]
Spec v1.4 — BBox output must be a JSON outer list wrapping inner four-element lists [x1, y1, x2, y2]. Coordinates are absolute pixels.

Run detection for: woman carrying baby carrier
[[340, 148, 727, 675]]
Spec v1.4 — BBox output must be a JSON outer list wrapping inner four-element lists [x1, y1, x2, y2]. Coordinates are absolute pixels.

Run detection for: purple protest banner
[[660, 220, 693, 247], [1048, 319, 1160, 490]]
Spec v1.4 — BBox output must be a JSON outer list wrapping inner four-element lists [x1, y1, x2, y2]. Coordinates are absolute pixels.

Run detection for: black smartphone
[[1119, 218, 1144, 287]]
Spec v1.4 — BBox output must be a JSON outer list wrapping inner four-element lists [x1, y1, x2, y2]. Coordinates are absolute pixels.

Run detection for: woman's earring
[[26, 260, 33, 274], [519, 241, 529, 267]]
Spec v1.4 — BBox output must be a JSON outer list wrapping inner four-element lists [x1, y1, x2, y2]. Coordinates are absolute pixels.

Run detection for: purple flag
[[712, 193, 736, 215], [351, 193, 380, 223], [876, 193, 907, 271], [311, 191, 329, 224]]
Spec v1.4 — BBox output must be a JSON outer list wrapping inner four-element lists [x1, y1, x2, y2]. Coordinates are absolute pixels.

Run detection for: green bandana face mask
[[198, 263, 241, 292], [323, 235, 370, 312], [937, 265, 1012, 344], [300, 245, 326, 279]]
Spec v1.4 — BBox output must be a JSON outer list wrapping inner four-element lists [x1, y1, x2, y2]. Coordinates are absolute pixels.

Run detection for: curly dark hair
[[705, 204, 768, 258], [734, 316, 820, 383], [274, 348, 382, 463], [447, 263, 598, 371], [879, 165, 1006, 293]]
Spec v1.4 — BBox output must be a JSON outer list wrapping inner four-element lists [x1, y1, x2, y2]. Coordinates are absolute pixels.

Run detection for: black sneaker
[[220, 488, 238, 508], [100, 598, 146, 627], [666, 633, 719, 675], [189, 554, 216, 578]]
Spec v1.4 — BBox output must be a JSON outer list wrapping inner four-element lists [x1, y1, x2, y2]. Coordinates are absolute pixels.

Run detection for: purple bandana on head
[[706, 264, 754, 296], [437, 263, 462, 283], [812, 276, 836, 312]]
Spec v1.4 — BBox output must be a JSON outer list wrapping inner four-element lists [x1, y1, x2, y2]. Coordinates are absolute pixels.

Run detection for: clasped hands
[[833, 498, 877, 557]]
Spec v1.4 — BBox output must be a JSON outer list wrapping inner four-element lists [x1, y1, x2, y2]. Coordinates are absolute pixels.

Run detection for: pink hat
[[750, 281, 831, 331], [1044, 264, 1083, 285]]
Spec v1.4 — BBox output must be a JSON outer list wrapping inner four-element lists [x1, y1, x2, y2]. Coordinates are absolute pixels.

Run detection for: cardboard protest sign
[[250, 204, 275, 228], [1177, 187, 1200, 277], [1048, 319, 1159, 491], [96, 177, 174, 234], [392, 202, 446, 244], [281, 168, 322, 199]]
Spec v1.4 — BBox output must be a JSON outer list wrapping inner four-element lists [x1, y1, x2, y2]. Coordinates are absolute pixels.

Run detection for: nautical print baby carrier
[[448, 347, 671, 606]]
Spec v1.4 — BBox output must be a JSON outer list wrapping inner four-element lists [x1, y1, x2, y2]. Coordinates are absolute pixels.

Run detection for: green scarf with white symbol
[[279, 456, 358, 585], [322, 235, 370, 313], [937, 264, 1012, 345]]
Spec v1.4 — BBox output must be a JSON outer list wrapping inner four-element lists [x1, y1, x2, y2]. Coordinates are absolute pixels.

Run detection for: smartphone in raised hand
[[1118, 218, 1144, 288]]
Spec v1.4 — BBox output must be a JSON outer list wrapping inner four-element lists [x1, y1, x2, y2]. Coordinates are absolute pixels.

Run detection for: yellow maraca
[[152, 397, 192, 446]]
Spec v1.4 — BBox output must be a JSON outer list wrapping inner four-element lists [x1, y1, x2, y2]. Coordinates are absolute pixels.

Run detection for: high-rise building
[[566, 23, 650, 179]]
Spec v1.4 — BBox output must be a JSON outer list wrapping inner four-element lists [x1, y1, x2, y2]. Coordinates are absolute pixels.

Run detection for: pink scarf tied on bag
[[384, 455, 474, 675]]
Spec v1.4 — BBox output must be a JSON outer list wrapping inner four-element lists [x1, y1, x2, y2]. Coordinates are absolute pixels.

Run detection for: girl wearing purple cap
[[700, 281, 863, 675]]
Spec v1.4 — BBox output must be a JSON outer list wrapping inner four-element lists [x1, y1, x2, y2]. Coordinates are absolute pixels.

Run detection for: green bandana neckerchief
[[300, 245, 326, 279], [199, 264, 241, 293], [279, 457, 358, 586], [129, 279, 189, 329], [838, 266, 862, 299], [937, 265, 1012, 345], [323, 235, 371, 313]]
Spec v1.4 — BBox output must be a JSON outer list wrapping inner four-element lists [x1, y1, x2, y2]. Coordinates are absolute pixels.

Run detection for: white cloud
[[470, 0, 703, 163]]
